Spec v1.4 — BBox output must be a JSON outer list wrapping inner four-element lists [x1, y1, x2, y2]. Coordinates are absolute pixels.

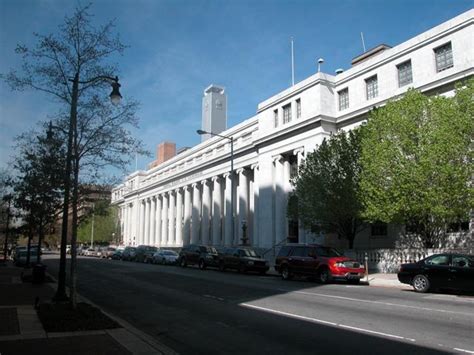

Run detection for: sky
[[0, 0, 472, 178]]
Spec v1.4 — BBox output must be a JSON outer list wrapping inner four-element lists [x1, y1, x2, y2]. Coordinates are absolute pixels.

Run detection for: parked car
[[218, 247, 269, 274], [111, 249, 123, 260], [99, 247, 116, 259], [83, 248, 97, 257], [121, 247, 137, 261], [275, 244, 365, 283], [15, 249, 39, 266], [178, 244, 219, 269], [397, 253, 474, 293], [153, 250, 179, 265], [134, 245, 158, 263]]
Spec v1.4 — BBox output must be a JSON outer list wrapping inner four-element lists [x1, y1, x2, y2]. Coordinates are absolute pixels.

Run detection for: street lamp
[[55, 74, 122, 302], [196, 129, 234, 245]]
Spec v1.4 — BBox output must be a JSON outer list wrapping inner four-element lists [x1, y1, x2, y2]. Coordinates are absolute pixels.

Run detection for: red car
[[275, 244, 365, 284]]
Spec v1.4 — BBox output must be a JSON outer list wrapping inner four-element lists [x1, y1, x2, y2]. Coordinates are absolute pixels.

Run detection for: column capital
[[211, 175, 222, 183], [174, 187, 182, 194], [201, 179, 211, 186], [293, 147, 305, 157], [272, 154, 284, 163], [250, 163, 259, 171], [192, 182, 199, 188], [223, 172, 232, 179], [236, 167, 250, 176]]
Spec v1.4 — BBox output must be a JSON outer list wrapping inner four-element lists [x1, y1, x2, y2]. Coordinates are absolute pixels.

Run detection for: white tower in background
[[201, 85, 227, 142]]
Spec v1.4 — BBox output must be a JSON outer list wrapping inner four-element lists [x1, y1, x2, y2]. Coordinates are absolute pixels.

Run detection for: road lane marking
[[241, 303, 337, 326], [203, 294, 225, 301], [276, 289, 472, 316], [240, 303, 415, 342], [454, 348, 474, 354]]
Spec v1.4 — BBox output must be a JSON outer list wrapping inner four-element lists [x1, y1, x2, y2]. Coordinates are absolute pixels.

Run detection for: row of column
[[121, 167, 254, 247], [120, 148, 305, 248]]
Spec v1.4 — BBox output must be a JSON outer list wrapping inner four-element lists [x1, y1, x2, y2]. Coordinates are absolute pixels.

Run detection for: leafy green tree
[[77, 204, 119, 245], [359, 81, 474, 248], [13, 123, 65, 264], [289, 130, 365, 249]]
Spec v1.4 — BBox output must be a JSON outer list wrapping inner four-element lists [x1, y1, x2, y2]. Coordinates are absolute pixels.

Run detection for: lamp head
[[109, 77, 122, 105], [196, 129, 207, 135]]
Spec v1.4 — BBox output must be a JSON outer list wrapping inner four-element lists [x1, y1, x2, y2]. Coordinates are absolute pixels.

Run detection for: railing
[[349, 247, 474, 273]]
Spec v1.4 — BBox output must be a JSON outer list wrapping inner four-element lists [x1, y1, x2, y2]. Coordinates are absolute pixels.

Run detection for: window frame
[[397, 60, 413, 87], [365, 75, 378, 100], [296, 98, 301, 119], [273, 109, 279, 128], [434, 42, 453, 73], [282, 103, 292, 124], [338, 88, 349, 111]]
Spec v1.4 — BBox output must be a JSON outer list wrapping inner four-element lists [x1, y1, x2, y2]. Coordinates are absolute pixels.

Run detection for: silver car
[[153, 250, 179, 265]]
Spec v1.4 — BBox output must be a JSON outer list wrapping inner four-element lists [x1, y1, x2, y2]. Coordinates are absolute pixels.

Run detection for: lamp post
[[196, 129, 234, 245], [54, 74, 122, 302]]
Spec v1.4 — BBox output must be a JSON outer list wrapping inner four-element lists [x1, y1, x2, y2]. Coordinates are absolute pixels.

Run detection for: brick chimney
[[148, 141, 176, 169]]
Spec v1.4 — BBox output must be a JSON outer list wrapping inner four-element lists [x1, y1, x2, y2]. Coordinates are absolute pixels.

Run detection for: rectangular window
[[397, 60, 413, 87], [338, 88, 349, 110], [296, 99, 301, 118], [273, 109, 279, 128], [366, 75, 378, 100], [283, 104, 292, 124], [434, 42, 453, 72], [371, 222, 387, 237]]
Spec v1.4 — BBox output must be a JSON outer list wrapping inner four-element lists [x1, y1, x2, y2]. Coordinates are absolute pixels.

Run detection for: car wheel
[[239, 264, 246, 274], [412, 274, 430, 293], [259, 270, 267, 275], [348, 279, 360, 285], [219, 262, 225, 272], [281, 265, 292, 280], [161, 258, 166, 265], [180, 258, 187, 268], [198, 259, 206, 270], [318, 268, 330, 284]]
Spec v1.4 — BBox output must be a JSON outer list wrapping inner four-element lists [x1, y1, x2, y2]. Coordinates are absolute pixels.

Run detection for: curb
[[44, 272, 178, 355]]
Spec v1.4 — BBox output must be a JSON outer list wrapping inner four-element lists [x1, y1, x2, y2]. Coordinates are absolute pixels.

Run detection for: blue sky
[[1, 0, 472, 177]]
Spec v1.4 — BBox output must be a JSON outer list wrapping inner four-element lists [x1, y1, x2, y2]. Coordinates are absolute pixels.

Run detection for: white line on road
[[203, 294, 225, 301], [276, 289, 472, 316], [240, 303, 416, 342], [454, 348, 474, 354]]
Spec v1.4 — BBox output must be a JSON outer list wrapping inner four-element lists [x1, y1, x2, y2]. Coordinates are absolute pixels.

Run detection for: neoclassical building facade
[[112, 10, 473, 250]]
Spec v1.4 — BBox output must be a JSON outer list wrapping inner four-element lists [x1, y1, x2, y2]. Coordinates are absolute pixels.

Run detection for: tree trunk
[[26, 227, 33, 266], [37, 219, 44, 265], [69, 137, 80, 309]]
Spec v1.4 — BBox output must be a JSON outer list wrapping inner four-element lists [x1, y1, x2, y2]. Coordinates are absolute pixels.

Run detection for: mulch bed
[[36, 302, 122, 332], [0, 308, 20, 336]]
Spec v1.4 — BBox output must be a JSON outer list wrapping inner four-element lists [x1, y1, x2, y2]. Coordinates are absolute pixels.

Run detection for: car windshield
[[163, 251, 177, 256], [206, 247, 217, 253], [315, 247, 342, 257], [240, 249, 259, 257], [146, 247, 158, 252]]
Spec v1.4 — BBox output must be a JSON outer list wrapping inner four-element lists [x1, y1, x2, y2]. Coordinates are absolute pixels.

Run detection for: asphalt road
[[43, 255, 474, 355]]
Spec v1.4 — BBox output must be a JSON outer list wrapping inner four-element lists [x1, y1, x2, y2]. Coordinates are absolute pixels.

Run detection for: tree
[[2, 4, 144, 305], [359, 81, 474, 248], [289, 129, 365, 249], [77, 203, 119, 245], [0, 170, 14, 261], [12, 123, 65, 265]]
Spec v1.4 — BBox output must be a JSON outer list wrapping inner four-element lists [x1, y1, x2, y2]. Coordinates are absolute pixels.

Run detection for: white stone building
[[112, 9, 474, 250]]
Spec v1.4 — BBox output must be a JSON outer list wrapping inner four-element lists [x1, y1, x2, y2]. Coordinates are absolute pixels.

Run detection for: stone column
[[223, 173, 233, 246], [191, 183, 201, 244], [168, 191, 176, 246], [251, 164, 259, 247], [211, 176, 223, 246], [294, 148, 305, 243], [274, 155, 286, 244], [237, 168, 249, 245], [155, 195, 162, 246], [175, 188, 183, 246], [161, 193, 168, 246], [144, 198, 151, 245], [201, 180, 211, 245], [139, 200, 145, 245], [127, 203, 132, 245], [183, 186, 192, 245], [150, 197, 156, 245]]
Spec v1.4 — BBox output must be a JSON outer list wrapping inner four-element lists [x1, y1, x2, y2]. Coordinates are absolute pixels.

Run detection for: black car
[[218, 247, 269, 274], [121, 247, 137, 261], [178, 244, 219, 269], [135, 245, 158, 263], [398, 253, 474, 293]]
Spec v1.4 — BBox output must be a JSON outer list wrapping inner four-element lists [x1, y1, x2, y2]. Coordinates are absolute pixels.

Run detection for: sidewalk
[[267, 267, 410, 289], [0, 261, 177, 355]]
